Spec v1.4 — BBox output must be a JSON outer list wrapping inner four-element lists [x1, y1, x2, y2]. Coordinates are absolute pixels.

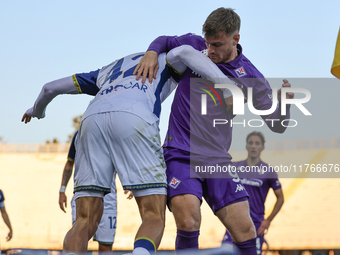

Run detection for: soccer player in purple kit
[[134, 7, 294, 255], [222, 131, 284, 254]]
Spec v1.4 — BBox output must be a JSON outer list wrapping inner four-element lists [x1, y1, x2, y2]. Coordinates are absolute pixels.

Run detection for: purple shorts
[[164, 147, 249, 213]]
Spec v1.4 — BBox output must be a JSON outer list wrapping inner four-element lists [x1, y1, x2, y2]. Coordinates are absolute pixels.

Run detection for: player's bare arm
[[0, 207, 13, 241], [59, 160, 74, 213], [257, 188, 284, 236], [133, 50, 159, 84]]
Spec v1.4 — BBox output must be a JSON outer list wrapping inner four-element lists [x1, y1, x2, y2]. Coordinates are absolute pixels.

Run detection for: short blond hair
[[202, 7, 241, 38]]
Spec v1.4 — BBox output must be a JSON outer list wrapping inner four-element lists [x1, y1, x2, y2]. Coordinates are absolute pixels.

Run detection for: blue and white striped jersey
[[72, 52, 179, 125]]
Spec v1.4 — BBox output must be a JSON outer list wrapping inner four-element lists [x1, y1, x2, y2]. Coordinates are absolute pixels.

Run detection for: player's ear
[[233, 33, 240, 45]]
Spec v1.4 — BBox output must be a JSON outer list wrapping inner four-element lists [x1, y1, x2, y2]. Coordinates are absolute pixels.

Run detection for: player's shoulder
[[176, 33, 205, 49]]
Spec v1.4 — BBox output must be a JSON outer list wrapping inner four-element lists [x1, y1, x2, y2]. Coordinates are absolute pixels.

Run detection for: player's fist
[[277, 79, 294, 102]]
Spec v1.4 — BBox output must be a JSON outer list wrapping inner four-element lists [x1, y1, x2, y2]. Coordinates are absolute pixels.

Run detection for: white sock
[[132, 247, 151, 255]]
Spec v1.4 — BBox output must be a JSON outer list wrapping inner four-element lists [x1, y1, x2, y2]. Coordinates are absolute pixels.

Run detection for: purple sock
[[233, 237, 257, 255], [175, 229, 200, 250]]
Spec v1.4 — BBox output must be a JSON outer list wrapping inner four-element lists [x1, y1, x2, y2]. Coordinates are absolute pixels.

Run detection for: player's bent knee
[[177, 218, 200, 231], [170, 195, 201, 231]]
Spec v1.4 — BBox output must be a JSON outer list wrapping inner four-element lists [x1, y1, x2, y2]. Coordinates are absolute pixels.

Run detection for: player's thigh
[[135, 194, 167, 220], [216, 200, 256, 242], [74, 196, 104, 225], [106, 112, 167, 190]]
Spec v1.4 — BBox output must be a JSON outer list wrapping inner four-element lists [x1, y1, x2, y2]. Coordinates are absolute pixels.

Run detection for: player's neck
[[230, 47, 239, 61], [246, 157, 261, 167]]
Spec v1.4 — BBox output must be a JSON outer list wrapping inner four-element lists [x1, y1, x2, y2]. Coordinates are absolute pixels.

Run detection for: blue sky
[[1, 0, 339, 150]]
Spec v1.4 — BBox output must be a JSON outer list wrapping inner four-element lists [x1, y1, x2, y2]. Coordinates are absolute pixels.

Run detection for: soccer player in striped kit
[[59, 131, 120, 252], [22, 45, 236, 254]]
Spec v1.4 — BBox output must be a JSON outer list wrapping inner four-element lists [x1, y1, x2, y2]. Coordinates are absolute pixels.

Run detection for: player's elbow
[[42, 82, 58, 97]]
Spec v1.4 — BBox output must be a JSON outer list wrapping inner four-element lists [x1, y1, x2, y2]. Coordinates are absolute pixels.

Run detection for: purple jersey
[[148, 34, 290, 158], [235, 160, 282, 223]]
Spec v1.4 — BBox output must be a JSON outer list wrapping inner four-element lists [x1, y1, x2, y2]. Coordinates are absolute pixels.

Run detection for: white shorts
[[71, 197, 117, 244], [74, 111, 167, 195], [93, 210, 117, 245]]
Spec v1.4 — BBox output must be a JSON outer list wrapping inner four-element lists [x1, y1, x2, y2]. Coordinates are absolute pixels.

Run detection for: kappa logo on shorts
[[235, 184, 245, 193], [234, 66, 247, 77], [169, 177, 181, 189]]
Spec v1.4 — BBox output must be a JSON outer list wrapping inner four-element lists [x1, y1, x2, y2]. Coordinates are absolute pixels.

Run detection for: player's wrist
[[59, 186, 66, 193]]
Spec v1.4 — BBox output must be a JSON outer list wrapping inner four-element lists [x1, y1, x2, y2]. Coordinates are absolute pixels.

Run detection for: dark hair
[[202, 7, 241, 38], [246, 131, 265, 146]]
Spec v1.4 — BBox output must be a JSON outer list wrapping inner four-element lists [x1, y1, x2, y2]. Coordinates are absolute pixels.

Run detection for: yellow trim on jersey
[[67, 157, 75, 162], [72, 74, 83, 94], [135, 237, 157, 252], [166, 56, 184, 76]]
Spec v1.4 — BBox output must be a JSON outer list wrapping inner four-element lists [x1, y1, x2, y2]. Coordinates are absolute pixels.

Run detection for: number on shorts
[[108, 216, 117, 229]]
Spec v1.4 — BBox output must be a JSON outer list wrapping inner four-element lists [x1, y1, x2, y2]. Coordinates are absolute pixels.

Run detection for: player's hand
[[21, 113, 32, 124], [124, 190, 134, 200], [277, 79, 294, 102], [21, 107, 45, 124], [133, 51, 159, 84], [59, 192, 67, 213], [6, 229, 12, 241], [257, 219, 270, 236]]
